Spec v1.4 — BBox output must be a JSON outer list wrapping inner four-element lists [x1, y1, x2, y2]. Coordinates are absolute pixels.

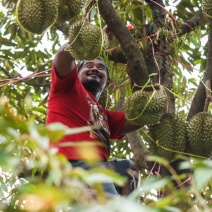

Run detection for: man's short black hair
[[77, 57, 110, 80]]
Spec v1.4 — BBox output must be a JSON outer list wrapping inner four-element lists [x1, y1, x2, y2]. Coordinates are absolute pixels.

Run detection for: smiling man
[[78, 59, 108, 100], [46, 43, 141, 195]]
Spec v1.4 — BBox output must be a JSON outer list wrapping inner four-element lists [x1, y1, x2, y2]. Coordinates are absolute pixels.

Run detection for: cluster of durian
[[16, 0, 59, 34], [187, 112, 212, 158], [66, 21, 109, 60], [16, 0, 86, 34], [123, 88, 167, 126], [148, 113, 187, 161], [57, 0, 85, 23], [202, 0, 212, 18]]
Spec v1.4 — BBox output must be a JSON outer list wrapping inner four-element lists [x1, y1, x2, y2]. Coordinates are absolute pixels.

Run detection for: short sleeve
[[51, 63, 78, 92]]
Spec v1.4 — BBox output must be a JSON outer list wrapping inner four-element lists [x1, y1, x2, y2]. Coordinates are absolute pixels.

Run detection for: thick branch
[[98, 0, 149, 87], [187, 83, 206, 120], [179, 9, 205, 36], [145, 0, 175, 112], [145, 0, 165, 29], [188, 20, 212, 120], [205, 22, 212, 80], [126, 131, 150, 169], [107, 50, 127, 64]]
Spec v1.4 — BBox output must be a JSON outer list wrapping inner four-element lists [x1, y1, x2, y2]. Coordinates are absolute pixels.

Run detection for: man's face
[[78, 59, 108, 91]]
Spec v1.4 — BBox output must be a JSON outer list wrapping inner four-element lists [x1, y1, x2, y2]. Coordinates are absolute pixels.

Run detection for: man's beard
[[82, 78, 103, 93]]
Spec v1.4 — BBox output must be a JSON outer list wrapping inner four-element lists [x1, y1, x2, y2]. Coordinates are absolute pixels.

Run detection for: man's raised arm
[[54, 43, 76, 79]]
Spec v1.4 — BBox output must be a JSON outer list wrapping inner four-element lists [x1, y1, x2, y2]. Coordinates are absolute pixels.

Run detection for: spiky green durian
[[187, 112, 212, 158], [66, 21, 108, 60], [123, 88, 167, 126], [57, 0, 71, 22], [148, 113, 187, 161], [66, 0, 85, 19], [98, 89, 112, 109], [16, 0, 58, 34], [202, 0, 212, 18]]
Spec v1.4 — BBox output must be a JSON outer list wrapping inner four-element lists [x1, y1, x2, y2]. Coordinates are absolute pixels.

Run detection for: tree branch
[[0, 66, 50, 88], [179, 9, 205, 36], [98, 0, 149, 87], [145, 0, 165, 29], [107, 49, 127, 64], [188, 20, 212, 120]]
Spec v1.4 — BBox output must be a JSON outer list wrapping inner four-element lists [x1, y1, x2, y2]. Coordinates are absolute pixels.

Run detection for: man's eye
[[98, 66, 105, 70]]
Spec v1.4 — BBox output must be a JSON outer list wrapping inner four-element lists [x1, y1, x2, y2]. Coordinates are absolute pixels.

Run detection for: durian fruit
[[57, 0, 71, 22], [202, 0, 212, 18], [187, 112, 212, 158], [66, 21, 108, 60], [148, 113, 187, 161], [123, 88, 167, 126], [98, 89, 112, 109], [57, 0, 85, 23], [66, 0, 85, 19], [16, 0, 58, 34]]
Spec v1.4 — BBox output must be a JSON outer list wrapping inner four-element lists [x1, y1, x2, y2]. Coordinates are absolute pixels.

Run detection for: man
[[46, 43, 141, 195]]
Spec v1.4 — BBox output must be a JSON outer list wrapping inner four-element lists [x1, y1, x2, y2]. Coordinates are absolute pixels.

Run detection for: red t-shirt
[[46, 64, 126, 161]]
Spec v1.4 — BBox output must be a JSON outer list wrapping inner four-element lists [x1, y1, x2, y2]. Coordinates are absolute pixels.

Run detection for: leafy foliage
[[1, 0, 212, 211], [0, 98, 212, 211]]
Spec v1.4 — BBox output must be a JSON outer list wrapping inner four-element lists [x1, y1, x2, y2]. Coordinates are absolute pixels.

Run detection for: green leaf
[[0, 37, 16, 46], [147, 155, 169, 167], [140, 176, 168, 193], [0, 11, 4, 18], [194, 167, 212, 191], [126, 4, 140, 14], [87, 168, 127, 186], [115, 88, 121, 101]]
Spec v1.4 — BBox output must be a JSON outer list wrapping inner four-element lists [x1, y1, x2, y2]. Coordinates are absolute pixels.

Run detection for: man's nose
[[90, 66, 98, 72]]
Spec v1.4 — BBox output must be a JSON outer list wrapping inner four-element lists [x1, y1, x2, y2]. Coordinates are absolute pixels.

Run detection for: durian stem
[[126, 131, 150, 169], [83, 0, 97, 21]]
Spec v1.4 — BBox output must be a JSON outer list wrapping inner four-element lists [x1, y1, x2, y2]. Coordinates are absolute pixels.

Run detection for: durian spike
[[203, 79, 212, 112], [151, 84, 169, 113], [202, 0, 212, 18], [98, 89, 111, 109]]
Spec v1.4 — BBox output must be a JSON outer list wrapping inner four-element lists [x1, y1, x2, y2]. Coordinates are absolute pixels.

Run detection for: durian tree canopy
[[2, 0, 212, 210]]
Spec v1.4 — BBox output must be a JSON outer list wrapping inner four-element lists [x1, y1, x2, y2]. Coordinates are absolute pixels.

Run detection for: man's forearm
[[54, 43, 76, 79]]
